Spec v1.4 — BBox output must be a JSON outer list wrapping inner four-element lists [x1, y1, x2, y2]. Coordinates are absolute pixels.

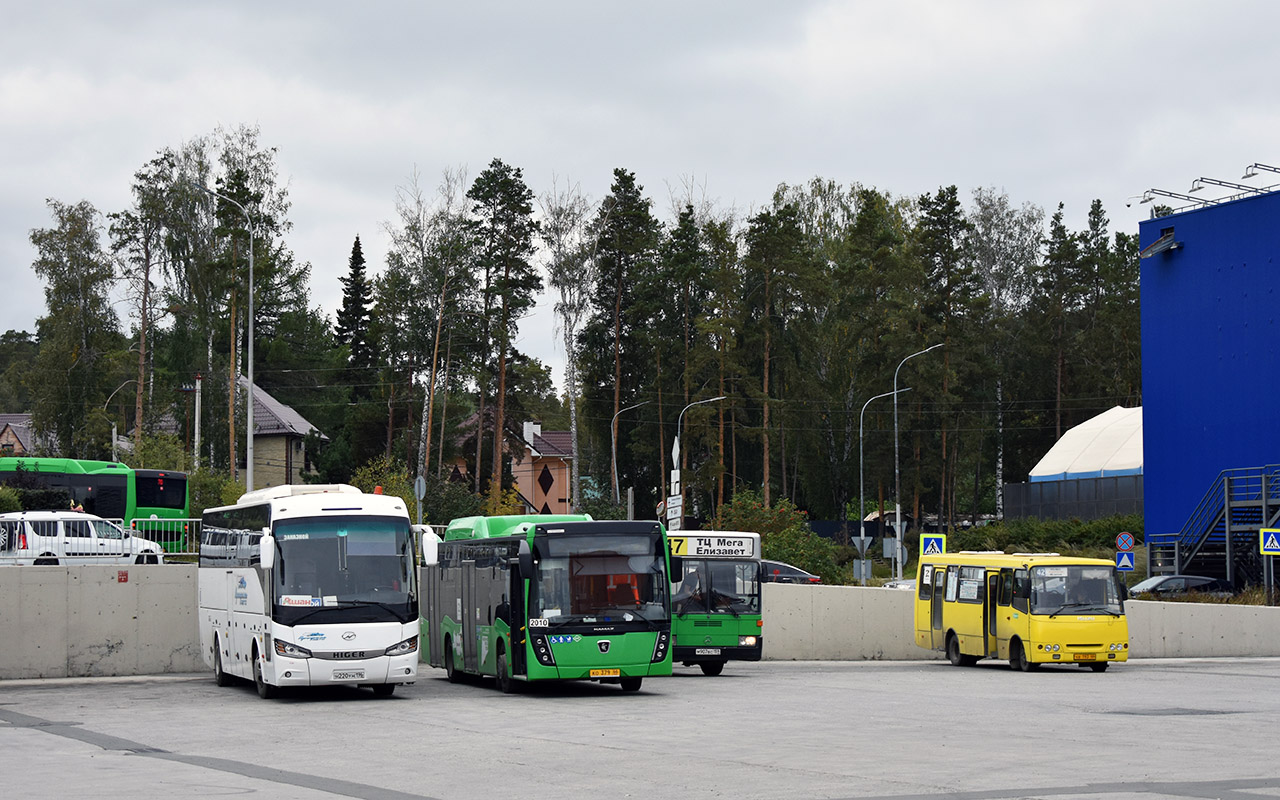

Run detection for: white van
[[0, 511, 165, 565]]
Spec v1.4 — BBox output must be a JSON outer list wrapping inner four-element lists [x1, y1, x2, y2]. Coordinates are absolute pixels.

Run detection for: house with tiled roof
[[513, 421, 574, 515], [239, 378, 328, 488], [0, 413, 39, 456]]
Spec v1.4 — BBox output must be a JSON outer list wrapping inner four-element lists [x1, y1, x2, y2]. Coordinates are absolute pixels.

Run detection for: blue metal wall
[[1140, 191, 1280, 536]]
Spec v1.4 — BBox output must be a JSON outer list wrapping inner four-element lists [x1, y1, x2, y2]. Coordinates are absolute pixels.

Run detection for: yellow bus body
[[914, 552, 1129, 672]]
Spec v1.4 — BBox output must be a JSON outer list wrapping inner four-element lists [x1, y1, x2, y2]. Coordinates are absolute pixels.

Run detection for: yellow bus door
[[985, 573, 999, 657], [930, 567, 946, 650]]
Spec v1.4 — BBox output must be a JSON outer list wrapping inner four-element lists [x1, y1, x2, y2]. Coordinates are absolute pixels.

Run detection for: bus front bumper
[[269, 653, 419, 687], [674, 640, 762, 664]]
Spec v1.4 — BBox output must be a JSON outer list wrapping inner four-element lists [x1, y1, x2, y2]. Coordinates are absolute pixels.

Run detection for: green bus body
[[421, 514, 675, 692], [668, 532, 763, 676], [0, 457, 190, 550]]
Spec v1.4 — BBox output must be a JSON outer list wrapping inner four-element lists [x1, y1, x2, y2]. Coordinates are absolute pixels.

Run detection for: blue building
[[1140, 185, 1280, 578]]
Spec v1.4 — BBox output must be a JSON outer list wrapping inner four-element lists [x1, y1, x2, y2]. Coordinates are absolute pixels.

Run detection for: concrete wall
[[761, 584, 1280, 661], [0, 565, 201, 679], [4, 571, 1280, 680]]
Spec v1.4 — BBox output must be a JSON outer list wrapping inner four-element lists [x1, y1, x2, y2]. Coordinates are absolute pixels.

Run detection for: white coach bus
[[199, 484, 419, 698]]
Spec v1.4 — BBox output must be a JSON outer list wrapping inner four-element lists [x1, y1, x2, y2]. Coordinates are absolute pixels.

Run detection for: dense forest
[[0, 124, 1142, 532]]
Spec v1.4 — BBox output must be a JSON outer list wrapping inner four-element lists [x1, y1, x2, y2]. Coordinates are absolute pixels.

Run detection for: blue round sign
[[1116, 531, 1135, 552]]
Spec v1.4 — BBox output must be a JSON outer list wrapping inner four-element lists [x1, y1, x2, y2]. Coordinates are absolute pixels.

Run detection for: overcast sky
[[6, 1, 1280, 387]]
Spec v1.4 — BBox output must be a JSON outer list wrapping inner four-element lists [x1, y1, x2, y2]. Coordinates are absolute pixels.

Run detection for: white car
[[0, 510, 165, 565]]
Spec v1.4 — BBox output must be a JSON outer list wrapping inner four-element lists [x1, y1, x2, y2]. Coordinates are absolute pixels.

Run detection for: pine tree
[[335, 235, 374, 376]]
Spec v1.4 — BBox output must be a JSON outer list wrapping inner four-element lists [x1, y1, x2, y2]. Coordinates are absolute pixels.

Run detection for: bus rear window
[[136, 474, 187, 510]]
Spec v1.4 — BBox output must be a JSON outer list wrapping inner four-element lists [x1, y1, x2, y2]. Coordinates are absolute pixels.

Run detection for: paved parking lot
[[4, 658, 1280, 799]]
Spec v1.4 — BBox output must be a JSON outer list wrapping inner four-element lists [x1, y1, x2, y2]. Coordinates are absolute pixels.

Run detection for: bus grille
[[693, 620, 723, 627]]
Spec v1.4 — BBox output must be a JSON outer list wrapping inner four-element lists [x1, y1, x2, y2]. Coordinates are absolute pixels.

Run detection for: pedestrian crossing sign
[[920, 535, 946, 557], [1261, 528, 1280, 556]]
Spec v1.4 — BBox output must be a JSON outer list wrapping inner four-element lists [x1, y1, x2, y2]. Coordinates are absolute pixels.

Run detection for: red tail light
[[19, 531, 27, 549]]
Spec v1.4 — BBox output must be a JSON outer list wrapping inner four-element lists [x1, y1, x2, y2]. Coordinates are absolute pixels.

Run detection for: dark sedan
[[1128, 574, 1231, 598], [761, 559, 821, 584]]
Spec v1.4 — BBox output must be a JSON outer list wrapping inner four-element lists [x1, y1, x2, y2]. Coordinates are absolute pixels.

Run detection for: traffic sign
[[1261, 528, 1280, 556], [666, 494, 682, 521], [1115, 551, 1136, 571], [920, 534, 946, 557], [1116, 531, 1135, 552]]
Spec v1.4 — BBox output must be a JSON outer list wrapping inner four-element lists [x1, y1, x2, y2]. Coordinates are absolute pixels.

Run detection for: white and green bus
[[199, 484, 420, 699], [669, 531, 763, 675], [421, 515, 676, 692]]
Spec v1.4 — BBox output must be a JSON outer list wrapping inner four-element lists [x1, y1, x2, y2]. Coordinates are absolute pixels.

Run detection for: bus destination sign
[[669, 535, 758, 559]]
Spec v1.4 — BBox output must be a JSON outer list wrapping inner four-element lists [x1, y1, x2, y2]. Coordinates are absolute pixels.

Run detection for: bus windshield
[[1029, 564, 1124, 616], [530, 533, 669, 625], [673, 559, 760, 616], [272, 515, 416, 624]]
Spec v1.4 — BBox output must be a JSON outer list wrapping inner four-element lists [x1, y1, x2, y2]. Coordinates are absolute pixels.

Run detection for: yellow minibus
[[914, 551, 1129, 671]]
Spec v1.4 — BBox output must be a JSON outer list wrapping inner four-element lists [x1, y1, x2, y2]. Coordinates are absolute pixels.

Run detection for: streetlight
[[102, 379, 138, 463], [859, 387, 910, 585], [190, 181, 255, 492], [894, 343, 943, 581], [611, 400, 650, 505], [670, 396, 726, 530]]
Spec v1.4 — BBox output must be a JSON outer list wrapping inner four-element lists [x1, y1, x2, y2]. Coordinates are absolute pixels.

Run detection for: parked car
[[761, 559, 821, 584], [1128, 574, 1231, 599], [0, 510, 164, 565]]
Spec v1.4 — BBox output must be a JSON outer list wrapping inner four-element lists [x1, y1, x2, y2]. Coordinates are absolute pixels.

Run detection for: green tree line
[[1, 128, 1140, 532]]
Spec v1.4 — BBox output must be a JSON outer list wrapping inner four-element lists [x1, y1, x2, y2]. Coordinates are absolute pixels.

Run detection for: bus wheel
[[372, 684, 395, 696], [699, 661, 725, 677], [1011, 640, 1039, 672], [1088, 663, 1109, 673], [620, 677, 642, 692], [444, 637, 462, 683], [253, 650, 277, 699], [496, 650, 516, 694], [213, 641, 232, 687], [946, 635, 964, 667]]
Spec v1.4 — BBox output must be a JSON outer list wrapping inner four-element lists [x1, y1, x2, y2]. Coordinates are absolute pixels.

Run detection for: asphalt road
[[3, 657, 1279, 799]]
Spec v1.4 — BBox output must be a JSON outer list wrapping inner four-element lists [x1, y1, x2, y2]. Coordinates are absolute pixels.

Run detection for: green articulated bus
[[421, 514, 676, 692], [668, 531, 763, 675], [0, 458, 189, 548]]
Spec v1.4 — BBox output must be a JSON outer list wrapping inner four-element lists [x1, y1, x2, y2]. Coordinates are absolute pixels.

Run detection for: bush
[[0, 485, 20, 513], [714, 490, 843, 584], [948, 514, 1143, 555]]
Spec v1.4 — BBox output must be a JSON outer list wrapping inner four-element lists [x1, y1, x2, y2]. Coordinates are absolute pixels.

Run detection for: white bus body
[[199, 484, 418, 698]]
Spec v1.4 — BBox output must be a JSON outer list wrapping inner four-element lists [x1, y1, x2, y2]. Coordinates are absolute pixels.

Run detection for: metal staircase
[[1147, 465, 1280, 588]]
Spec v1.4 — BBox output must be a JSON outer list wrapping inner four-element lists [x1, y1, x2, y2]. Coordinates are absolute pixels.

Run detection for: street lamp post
[[671, 396, 726, 530], [192, 182, 255, 492], [859, 387, 910, 585], [893, 343, 943, 580], [611, 400, 650, 506]]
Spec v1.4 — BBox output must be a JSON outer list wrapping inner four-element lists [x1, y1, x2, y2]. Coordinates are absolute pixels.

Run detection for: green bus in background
[[421, 514, 676, 692], [668, 531, 763, 675], [0, 457, 190, 549]]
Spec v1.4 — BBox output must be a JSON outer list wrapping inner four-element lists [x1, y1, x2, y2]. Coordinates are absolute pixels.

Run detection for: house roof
[[237, 378, 328, 440], [0, 414, 35, 451], [532, 431, 572, 458]]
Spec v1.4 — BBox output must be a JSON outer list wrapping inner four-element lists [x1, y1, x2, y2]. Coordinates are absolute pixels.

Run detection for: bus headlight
[[530, 634, 556, 666], [274, 640, 313, 659], [651, 630, 670, 663], [384, 636, 418, 657], [739, 636, 758, 647]]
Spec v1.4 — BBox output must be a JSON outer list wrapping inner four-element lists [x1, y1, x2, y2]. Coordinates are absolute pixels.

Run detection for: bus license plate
[[1073, 653, 1096, 661], [695, 648, 721, 655], [589, 669, 620, 678], [333, 669, 365, 680]]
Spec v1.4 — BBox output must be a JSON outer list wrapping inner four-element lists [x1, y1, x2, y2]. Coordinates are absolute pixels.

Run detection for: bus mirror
[[418, 526, 440, 566], [1014, 577, 1030, 599], [259, 534, 275, 570], [518, 540, 534, 577], [669, 555, 683, 576]]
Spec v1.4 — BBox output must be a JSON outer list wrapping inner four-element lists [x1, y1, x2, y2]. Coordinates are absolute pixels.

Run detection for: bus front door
[[986, 573, 999, 657], [930, 567, 946, 650]]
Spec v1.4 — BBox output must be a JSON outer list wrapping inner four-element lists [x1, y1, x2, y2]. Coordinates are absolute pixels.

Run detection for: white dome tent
[[1029, 406, 1143, 482]]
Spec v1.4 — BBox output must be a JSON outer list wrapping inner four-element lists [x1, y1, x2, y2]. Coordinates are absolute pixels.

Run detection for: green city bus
[[421, 514, 677, 692], [669, 531, 763, 675], [0, 457, 190, 549]]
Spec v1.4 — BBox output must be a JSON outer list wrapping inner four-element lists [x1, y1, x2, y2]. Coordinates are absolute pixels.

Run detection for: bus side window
[[918, 565, 933, 600], [1012, 568, 1030, 613]]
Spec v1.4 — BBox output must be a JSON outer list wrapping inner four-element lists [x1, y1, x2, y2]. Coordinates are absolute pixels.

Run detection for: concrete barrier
[[760, 584, 1280, 661], [0, 565, 201, 679], [3, 570, 1280, 680]]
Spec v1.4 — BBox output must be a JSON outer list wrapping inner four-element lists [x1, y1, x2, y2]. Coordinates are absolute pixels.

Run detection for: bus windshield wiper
[[1048, 602, 1101, 618]]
